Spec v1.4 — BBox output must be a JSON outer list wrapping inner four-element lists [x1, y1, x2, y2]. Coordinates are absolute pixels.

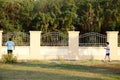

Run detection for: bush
[[1, 54, 17, 63]]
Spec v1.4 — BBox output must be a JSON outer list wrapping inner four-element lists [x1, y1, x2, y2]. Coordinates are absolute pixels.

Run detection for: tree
[[0, 0, 120, 33], [0, 0, 22, 32]]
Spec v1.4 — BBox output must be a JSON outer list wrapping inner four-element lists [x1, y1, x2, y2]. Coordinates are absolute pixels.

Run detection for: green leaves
[[0, 0, 120, 33]]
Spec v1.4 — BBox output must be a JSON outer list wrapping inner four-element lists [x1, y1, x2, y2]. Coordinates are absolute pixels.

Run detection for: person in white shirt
[[104, 42, 110, 62]]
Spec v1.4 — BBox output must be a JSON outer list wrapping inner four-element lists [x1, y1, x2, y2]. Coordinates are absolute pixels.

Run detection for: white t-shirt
[[106, 45, 110, 53]]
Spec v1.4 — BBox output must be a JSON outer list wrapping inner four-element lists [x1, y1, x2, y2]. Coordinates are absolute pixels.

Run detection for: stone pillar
[[106, 31, 119, 60], [68, 31, 79, 60], [29, 31, 41, 60]]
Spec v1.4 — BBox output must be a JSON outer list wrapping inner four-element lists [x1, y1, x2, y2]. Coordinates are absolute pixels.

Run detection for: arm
[[5, 42, 8, 46], [105, 46, 110, 50]]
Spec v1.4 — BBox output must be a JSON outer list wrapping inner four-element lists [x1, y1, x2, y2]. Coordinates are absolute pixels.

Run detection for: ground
[[0, 60, 120, 80]]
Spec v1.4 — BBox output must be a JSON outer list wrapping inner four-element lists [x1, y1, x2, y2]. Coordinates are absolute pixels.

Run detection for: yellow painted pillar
[[29, 31, 41, 60], [68, 31, 79, 60], [106, 31, 119, 60]]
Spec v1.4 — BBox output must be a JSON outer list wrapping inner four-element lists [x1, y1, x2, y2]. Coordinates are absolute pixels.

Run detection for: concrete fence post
[[68, 31, 80, 60], [106, 31, 119, 60], [29, 31, 41, 60]]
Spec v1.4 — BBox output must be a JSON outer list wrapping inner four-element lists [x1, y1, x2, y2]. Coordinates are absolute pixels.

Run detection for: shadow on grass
[[0, 68, 102, 80], [14, 61, 120, 76]]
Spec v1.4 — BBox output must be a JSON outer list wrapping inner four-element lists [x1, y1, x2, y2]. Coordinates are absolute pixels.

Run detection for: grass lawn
[[0, 60, 120, 80]]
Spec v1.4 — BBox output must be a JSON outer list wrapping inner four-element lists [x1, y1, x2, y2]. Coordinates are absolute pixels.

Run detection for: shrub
[[1, 54, 17, 63]]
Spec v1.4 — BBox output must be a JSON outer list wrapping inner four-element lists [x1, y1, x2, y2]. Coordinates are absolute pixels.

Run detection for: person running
[[5, 38, 15, 54], [104, 42, 110, 62]]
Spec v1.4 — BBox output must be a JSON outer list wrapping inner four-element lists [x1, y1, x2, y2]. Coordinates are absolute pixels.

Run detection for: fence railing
[[41, 32, 68, 46], [3, 31, 119, 47], [118, 35, 120, 47], [2, 32, 30, 46], [79, 32, 107, 47]]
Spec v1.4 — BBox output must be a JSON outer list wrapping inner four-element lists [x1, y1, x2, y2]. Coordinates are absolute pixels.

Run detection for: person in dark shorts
[[104, 42, 110, 62], [5, 38, 15, 54]]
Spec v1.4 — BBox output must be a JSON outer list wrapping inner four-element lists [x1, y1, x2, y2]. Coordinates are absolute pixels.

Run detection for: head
[[9, 38, 12, 41], [106, 42, 109, 45]]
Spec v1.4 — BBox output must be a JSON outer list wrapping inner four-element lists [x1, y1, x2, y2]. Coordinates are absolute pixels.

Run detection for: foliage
[[1, 54, 17, 63], [0, 0, 120, 33]]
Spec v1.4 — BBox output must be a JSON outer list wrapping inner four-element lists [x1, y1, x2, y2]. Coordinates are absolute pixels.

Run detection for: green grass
[[0, 60, 120, 80]]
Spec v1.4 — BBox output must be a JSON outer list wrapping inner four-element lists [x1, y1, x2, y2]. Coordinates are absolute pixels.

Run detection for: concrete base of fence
[[1, 46, 120, 61], [0, 31, 120, 61]]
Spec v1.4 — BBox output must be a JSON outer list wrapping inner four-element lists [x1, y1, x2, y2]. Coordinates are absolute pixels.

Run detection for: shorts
[[7, 50, 13, 54], [106, 53, 110, 56]]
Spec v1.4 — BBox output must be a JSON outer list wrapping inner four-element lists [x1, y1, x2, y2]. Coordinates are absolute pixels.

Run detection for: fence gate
[[41, 32, 68, 46], [79, 32, 107, 46]]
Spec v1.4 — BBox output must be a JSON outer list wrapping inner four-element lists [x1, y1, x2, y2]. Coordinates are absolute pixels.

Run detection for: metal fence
[[118, 35, 120, 47], [79, 32, 107, 47], [2, 32, 30, 46], [41, 32, 68, 46], [2, 31, 109, 47]]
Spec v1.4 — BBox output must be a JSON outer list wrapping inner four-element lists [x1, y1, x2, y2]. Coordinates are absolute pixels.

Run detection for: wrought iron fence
[[2, 32, 30, 46], [41, 32, 68, 46], [118, 35, 120, 47], [79, 32, 107, 47]]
